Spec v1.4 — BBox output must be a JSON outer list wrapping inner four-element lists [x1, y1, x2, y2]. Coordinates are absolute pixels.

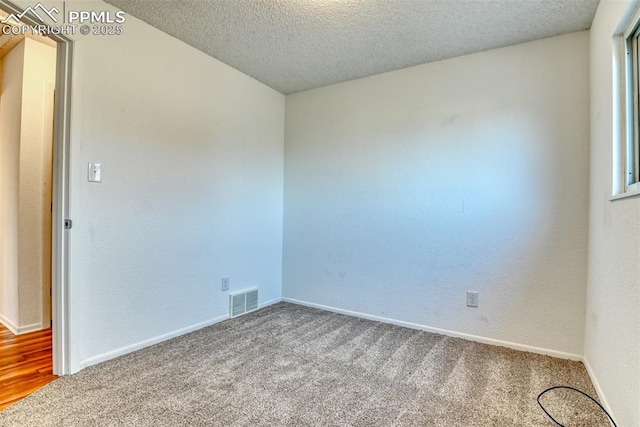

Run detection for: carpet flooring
[[0, 303, 609, 426]]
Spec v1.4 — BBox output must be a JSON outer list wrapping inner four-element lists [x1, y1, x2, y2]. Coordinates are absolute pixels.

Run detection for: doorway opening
[[0, 0, 73, 407]]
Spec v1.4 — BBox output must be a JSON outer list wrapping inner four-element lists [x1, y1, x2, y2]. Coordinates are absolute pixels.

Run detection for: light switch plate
[[467, 291, 478, 308], [88, 163, 102, 182]]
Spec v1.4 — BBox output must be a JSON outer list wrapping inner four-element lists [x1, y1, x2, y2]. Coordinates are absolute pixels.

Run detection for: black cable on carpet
[[537, 385, 617, 426]]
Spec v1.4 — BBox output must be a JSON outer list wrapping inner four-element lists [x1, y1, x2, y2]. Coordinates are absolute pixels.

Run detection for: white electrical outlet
[[221, 276, 229, 291], [467, 291, 478, 308], [88, 163, 102, 182]]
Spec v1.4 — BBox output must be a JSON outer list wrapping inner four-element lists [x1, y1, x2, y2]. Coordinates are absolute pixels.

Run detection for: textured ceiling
[[104, 0, 600, 94]]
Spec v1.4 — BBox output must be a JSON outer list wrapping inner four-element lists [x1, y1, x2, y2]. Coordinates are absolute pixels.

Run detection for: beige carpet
[[0, 303, 609, 426]]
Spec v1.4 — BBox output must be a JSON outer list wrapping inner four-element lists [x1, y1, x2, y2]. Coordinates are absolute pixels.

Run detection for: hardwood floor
[[0, 323, 56, 411]]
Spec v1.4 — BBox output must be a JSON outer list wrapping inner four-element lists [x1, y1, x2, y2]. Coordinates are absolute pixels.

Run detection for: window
[[623, 13, 640, 194]]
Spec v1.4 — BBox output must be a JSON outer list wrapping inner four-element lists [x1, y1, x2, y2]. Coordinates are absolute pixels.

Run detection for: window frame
[[622, 11, 640, 196]]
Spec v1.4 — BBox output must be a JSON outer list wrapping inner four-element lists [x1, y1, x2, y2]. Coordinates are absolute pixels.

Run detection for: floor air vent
[[229, 288, 259, 318]]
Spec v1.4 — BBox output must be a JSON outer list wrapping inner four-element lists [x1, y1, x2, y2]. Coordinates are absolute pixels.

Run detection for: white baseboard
[[0, 313, 18, 335], [0, 313, 42, 335], [581, 357, 616, 426], [17, 322, 44, 334], [259, 297, 283, 309], [79, 297, 283, 370], [79, 314, 230, 369], [283, 297, 583, 361]]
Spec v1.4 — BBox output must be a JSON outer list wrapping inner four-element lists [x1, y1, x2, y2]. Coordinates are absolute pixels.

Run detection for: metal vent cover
[[246, 289, 258, 312], [229, 288, 259, 318]]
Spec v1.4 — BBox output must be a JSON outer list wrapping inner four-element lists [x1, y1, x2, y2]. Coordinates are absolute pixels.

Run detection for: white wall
[[0, 40, 24, 331], [61, 4, 284, 371], [586, 1, 640, 425], [18, 38, 56, 330], [284, 32, 590, 357], [0, 38, 57, 334]]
